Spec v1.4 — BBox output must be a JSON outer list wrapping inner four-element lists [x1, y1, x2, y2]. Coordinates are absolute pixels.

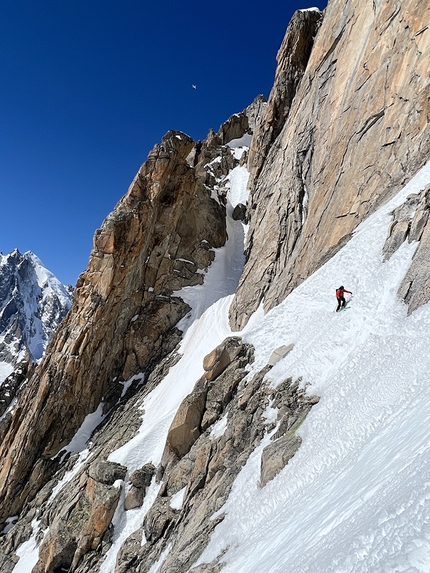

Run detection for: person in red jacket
[[336, 285, 352, 312]]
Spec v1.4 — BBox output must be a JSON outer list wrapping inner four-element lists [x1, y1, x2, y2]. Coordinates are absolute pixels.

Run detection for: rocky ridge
[[0, 99, 262, 572], [1, 1, 430, 572]]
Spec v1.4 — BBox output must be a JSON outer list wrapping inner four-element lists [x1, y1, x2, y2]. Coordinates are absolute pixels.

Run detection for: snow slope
[[108, 158, 430, 573], [196, 161, 430, 572], [11, 157, 430, 572]]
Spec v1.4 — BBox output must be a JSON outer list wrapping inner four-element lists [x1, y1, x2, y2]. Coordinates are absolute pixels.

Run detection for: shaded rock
[[267, 343, 294, 367], [88, 460, 127, 485], [143, 497, 178, 544], [399, 216, 430, 314], [0, 360, 34, 420], [33, 476, 122, 573], [0, 552, 19, 573], [124, 464, 156, 510], [382, 193, 422, 260], [160, 378, 208, 471], [260, 434, 302, 487], [231, 203, 247, 222], [124, 486, 145, 511], [189, 559, 225, 573], [130, 463, 155, 488]]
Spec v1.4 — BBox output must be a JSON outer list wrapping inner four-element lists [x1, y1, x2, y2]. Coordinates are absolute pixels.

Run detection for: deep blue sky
[[0, 1, 327, 285]]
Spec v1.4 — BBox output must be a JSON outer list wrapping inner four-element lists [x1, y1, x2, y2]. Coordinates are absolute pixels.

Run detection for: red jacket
[[336, 288, 352, 299]]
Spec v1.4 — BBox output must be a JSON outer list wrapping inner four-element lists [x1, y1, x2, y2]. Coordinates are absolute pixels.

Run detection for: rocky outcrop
[[0, 91, 263, 540], [112, 339, 318, 573], [384, 184, 430, 313], [230, 0, 430, 330], [0, 360, 35, 441], [202, 336, 243, 381], [124, 464, 156, 510], [30, 461, 126, 573], [0, 129, 229, 524], [260, 377, 319, 487]]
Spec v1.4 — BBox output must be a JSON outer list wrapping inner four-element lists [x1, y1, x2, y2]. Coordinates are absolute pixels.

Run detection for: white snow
[[12, 518, 44, 573], [195, 160, 430, 572], [227, 134, 252, 149], [299, 7, 322, 12], [0, 361, 14, 385], [61, 403, 105, 455], [210, 413, 228, 438], [170, 487, 187, 510], [9, 154, 430, 573], [101, 157, 430, 573], [50, 449, 92, 500]]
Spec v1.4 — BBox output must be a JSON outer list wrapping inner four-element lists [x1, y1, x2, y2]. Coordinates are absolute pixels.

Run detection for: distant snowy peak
[[0, 249, 73, 376]]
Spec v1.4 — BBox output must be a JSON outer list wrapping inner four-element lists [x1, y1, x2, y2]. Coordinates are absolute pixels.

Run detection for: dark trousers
[[336, 296, 346, 311]]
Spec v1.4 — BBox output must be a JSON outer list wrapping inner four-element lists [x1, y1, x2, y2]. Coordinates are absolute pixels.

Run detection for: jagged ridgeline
[[1, 0, 430, 572]]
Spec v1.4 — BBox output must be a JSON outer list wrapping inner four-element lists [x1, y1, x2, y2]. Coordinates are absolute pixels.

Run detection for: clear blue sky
[[0, 0, 326, 286]]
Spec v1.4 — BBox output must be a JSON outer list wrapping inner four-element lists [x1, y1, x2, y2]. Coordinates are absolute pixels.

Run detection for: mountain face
[[0, 250, 72, 379], [230, 0, 430, 329], [1, 2, 430, 573]]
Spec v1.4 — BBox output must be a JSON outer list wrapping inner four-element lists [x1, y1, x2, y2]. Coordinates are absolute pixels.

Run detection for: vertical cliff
[[1, 1, 430, 572], [0, 130, 230, 522], [230, 0, 430, 329]]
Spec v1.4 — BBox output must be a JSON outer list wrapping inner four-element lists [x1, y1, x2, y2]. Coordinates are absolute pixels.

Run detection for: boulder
[[88, 461, 127, 485], [162, 378, 207, 465], [203, 336, 243, 381], [267, 344, 294, 367], [124, 464, 155, 510], [260, 434, 302, 487]]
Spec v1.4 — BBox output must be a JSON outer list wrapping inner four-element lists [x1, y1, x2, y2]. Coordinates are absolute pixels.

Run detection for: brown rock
[[124, 486, 144, 511], [231, 0, 430, 330], [0, 127, 227, 523], [203, 336, 243, 381], [33, 476, 122, 573], [260, 434, 302, 487], [161, 378, 207, 467]]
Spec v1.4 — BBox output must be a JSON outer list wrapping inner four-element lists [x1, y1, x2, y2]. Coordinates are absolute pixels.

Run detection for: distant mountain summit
[[0, 249, 72, 380]]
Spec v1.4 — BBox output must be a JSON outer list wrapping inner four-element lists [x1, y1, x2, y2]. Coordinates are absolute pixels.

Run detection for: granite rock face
[[0, 127, 234, 524], [247, 8, 324, 186], [0, 100, 258, 571], [230, 0, 430, 330], [2, 2, 430, 572]]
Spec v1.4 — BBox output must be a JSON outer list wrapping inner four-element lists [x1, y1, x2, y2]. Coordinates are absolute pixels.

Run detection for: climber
[[336, 285, 352, 312]]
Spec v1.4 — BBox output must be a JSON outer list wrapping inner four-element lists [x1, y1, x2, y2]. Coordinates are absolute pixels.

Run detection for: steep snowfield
[[11, 158, 430, 572], [196, 161, 430, 573]]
